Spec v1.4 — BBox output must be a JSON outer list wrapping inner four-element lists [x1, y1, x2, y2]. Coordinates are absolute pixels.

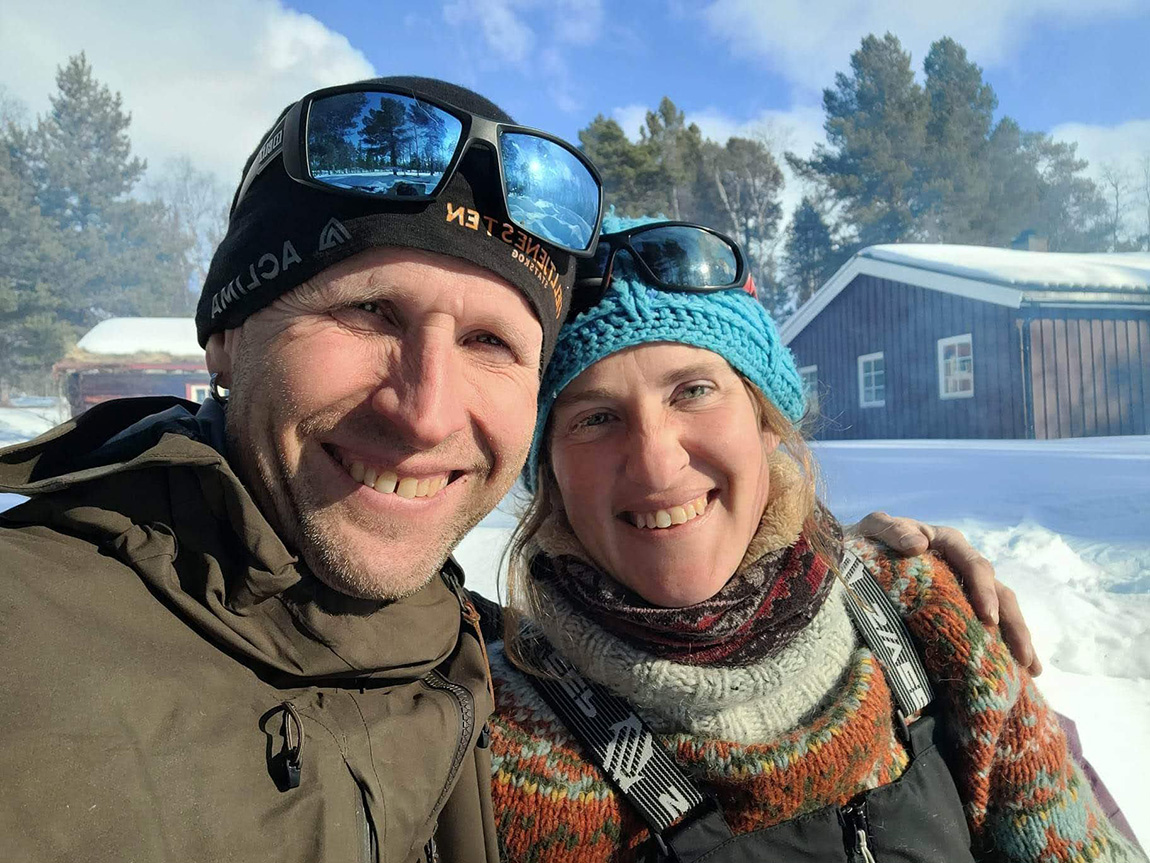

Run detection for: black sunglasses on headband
[[570, 221, 755, 317], [234, 83, 605, 255]]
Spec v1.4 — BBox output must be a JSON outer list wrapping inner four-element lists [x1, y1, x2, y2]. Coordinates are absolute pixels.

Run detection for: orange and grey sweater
[[488, 539, 1142, 862]]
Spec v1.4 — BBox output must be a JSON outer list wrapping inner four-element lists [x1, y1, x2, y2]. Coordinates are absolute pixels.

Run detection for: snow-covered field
[[0, 403, 64, 446], [456, 435, 1150, 848], [3, 433, 1147, 845]]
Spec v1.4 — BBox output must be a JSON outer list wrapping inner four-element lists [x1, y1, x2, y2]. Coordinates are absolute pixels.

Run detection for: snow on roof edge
[[862, 244, 1150, 293], [74, 317, 203, 358], [781, 245, 1150, 346]]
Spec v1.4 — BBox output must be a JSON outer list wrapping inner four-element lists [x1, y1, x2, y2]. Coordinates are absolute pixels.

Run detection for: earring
[[209, 372, 230, 405]]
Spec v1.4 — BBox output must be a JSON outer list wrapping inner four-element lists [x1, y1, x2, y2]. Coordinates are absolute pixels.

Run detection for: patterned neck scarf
[[531, 455, 839, 667], [534, 531, 835, 668]]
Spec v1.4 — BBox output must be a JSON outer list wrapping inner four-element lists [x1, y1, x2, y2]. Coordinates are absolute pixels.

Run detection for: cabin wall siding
[[1027, 309, 1150, 438], [787, 274, 1023, 440], [65, 369, 210, 416]]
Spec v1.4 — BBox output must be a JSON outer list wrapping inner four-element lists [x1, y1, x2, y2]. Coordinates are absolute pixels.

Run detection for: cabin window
[[937, 334, 973, 399], [798, 365, 819, 414], [857, 352, 885, 408], [186, 383, 210, 403]]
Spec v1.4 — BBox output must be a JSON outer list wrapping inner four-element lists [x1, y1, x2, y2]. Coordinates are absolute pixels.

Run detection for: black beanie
[[196, 76, 575, 366]]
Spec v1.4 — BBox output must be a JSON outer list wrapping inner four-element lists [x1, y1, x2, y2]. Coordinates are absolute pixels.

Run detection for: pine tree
[[919, 38, 997, 242], [752, 252, 791, 322], [0, 53, 196, 392], [791, 32, 1109, 253], [15, 54, 193, 326], [578, 114, 663, 217], [1026, 133, 1108, 252], [639, 98, 705, 221], [785, 198, 836, 304], [794, 33, 929, 247], [0, 145, 75, 394]]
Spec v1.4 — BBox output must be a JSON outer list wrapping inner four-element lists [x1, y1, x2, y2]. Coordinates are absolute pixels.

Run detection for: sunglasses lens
[[630, 226, 739, 287], [306, 92, 463, 198], [499, 132, 601, 252]]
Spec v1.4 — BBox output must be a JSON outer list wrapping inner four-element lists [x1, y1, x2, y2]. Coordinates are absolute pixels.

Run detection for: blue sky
[[2, 0, 1149, 227], [289, 0, 1150, 143]]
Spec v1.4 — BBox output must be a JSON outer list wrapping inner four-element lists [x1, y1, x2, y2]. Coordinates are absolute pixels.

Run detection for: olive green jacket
[[0, 397, 498, 863]]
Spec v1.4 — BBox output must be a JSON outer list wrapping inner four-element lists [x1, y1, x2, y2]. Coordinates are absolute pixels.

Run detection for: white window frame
[[186, 383, 211, 403], [798, 365, 819, 414], [857, 351, 886, 408], [937, 334, 974, 400]]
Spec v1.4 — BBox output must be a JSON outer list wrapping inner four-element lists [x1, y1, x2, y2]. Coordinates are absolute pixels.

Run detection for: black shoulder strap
[[523, 635, 723, 851], [839, 550, 934, 721], [523, 552, 934, 861]]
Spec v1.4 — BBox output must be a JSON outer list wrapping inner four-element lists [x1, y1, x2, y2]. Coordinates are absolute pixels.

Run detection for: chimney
[[1011, 229, 1049, 252]]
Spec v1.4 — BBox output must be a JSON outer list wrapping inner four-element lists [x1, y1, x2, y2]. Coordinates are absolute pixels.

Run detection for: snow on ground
[[0, 405, 60, 446], [457, 436, 1150, 848]]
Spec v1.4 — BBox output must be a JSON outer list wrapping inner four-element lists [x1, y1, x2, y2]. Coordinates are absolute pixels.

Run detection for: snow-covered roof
[[781, 244, 1150, 345], [74, 317, 203, 358], [862, 245, 1150, 292]]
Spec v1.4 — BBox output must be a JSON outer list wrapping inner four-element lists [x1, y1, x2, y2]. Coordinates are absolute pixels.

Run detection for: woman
[[485, 217, 1143, 862]]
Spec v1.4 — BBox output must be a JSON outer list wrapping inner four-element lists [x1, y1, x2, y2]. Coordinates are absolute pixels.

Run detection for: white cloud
[[439, 0, 599, 113], [0, 0, 375, 188], [1052, 119, 1150, 235], [700, 0, 1142, 94], [1051, 119, 1150, 179], [552, 0, 605, 46], [611, 104, 650, 140], [443, 0, 536, 64]]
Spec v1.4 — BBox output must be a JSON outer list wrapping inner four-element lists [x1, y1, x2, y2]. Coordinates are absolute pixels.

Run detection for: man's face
[[213, 247, 543, 601]]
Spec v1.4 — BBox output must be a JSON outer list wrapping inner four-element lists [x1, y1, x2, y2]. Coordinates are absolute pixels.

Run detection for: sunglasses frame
[[571, 221, 750, 315], [233, 82, 605, 256]]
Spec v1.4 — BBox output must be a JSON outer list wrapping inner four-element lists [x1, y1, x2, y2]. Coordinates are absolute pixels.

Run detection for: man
[[0, 77, 1034, 862]]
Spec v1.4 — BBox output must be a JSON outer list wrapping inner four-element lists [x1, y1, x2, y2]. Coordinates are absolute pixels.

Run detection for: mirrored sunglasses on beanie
[[570, 221, 757, 316], [234, 83, 605, 255]]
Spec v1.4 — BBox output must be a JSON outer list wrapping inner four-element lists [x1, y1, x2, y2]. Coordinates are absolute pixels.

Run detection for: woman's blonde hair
[[500, 373, 840, 671]]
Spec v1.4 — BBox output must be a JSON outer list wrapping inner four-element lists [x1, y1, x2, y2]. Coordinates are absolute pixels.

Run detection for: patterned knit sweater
[[488, 539, 1143, 863]]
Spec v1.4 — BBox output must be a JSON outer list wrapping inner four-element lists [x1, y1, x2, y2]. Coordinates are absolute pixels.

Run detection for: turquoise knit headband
[[524, 217, 806, 492]]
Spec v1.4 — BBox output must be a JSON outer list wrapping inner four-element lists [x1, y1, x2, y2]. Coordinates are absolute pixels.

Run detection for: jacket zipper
[[354, 783, 377, 863], [421, 670, 476, 814], [842, 797, 877, 863]]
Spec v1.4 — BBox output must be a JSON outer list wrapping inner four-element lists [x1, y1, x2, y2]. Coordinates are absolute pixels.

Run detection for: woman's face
[[548, 343, 779, 607]]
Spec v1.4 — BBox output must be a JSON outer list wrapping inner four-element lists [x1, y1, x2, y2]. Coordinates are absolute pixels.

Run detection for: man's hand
[[849, 512, 1042, 676]]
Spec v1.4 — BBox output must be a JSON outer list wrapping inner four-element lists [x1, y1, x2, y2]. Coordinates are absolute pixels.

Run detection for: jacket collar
[[0, 397, 465, 683]]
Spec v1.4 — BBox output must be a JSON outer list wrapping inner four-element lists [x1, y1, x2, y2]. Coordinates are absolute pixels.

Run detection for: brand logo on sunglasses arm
[[446, 203, 563, 318], [210, 241, 303, 319]]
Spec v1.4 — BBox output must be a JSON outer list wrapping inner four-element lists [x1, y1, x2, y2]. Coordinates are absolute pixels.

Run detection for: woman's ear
[[762, 427, 781, 456]]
